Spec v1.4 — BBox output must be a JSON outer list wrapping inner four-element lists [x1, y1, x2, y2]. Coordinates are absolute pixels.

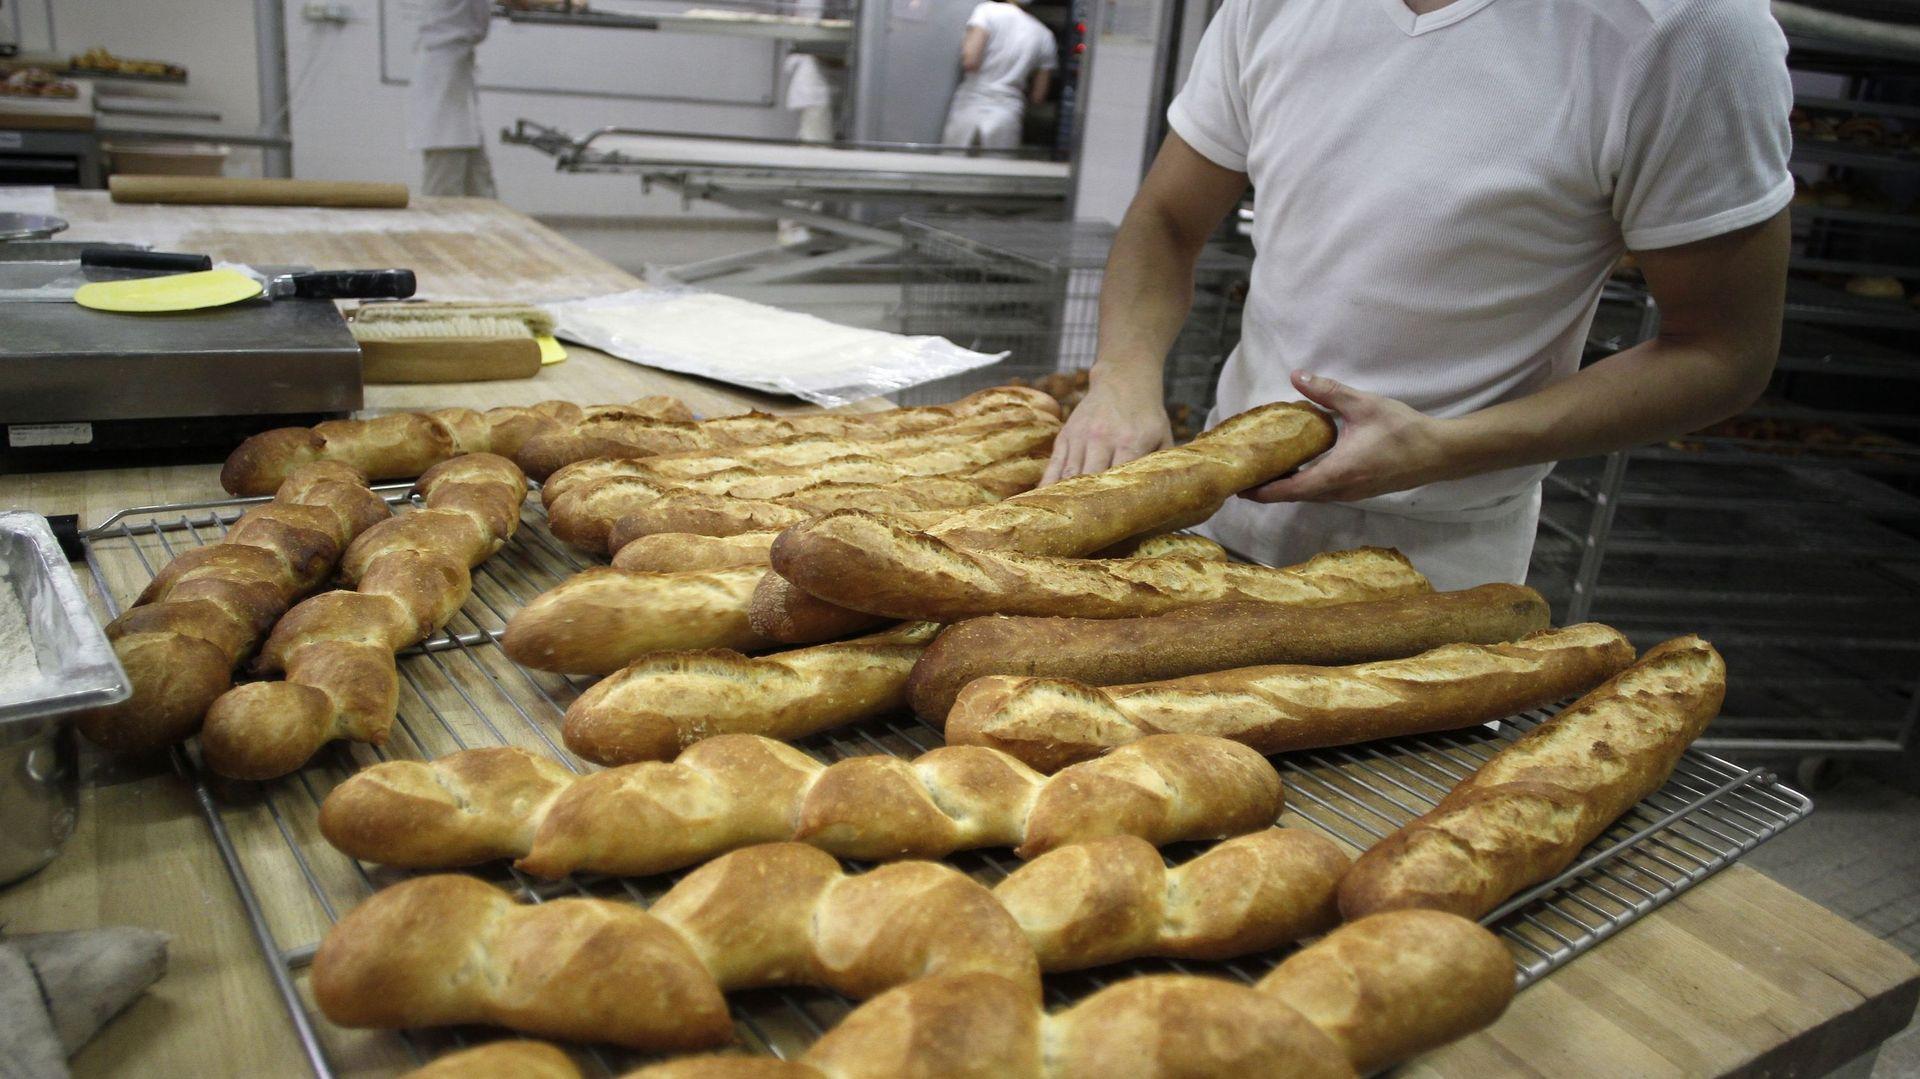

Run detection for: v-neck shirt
[[1167, 0, 1792, 523]]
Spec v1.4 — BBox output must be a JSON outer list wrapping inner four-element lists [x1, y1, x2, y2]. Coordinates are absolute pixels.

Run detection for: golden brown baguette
[[219, 398, 685, 496], [198, 455, 529, 779], [75, 463, 390, 754], [774, 519, 1429, 622], [563, 622, 941, 765], [547, 421, 1058, 553], [945, 623, 1636, 771], [624, 909, 1513, 1079], [501, 566, 772, 676], [318, 734, 1282, 877], [541, 408, 1059, 509], [516, 385, 1060, 480], [322, 830, 1350, 1052], [606, 518, 1218, 575], [909, 583, 1550, 723], [1337, 635, 1728, 922], [314, 846, 1041, 1049], [400, 1042, 581, 1079], [599, 456, 1045, 550], [749, 400, 1335, 643]]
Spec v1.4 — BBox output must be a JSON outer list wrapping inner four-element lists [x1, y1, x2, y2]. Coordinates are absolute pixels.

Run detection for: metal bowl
[[0, 212, 70, 242]]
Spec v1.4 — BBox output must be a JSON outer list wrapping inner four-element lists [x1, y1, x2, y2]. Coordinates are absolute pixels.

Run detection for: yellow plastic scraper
[[74, 267, 416, 313]]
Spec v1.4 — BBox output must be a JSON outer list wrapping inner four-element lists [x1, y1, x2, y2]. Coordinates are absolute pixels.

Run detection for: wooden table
[[2, 194, 1915, 1079]]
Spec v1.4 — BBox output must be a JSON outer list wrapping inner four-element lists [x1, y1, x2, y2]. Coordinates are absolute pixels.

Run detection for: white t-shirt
[[1169, 0, 1792, 523], [953, 1, 1058, 110]]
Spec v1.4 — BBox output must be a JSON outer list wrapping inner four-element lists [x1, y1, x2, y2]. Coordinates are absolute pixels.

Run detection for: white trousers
[[941, 100, 1021, 149], [420, 147, 496, 198], [1197, 485, 1544, 593]]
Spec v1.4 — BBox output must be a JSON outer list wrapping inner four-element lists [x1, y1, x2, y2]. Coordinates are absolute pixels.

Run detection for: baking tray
[[76, 490, 1814, 1077], [0, 510, 127, 724]]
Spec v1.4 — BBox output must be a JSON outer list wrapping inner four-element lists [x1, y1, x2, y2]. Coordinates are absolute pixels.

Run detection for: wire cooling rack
[[77, 488, 1814, 1078]]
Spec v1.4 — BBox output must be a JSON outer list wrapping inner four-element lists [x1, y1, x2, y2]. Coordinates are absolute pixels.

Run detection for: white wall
[[9, 0, 270, 175], [284, 0, 803, 217]]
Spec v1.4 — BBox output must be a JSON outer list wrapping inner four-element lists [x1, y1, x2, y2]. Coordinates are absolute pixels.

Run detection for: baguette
[[946, 623, 1635, 771], [198, 455, 529, 779], [750, 401, 1335, 642], [1337, 635, 1727, 921], [627, 909, 1513, 1079], [911, 583, 1551, 723], [501, 566, 772, 676], [773, 518, 1429, 622], [599, 455, 1045, 549], [401, 1042, 580, 1079], [563, 622, 941, 765], [547, 423, 1057, 553], [321, 830, 1347, 1051], [540, 409, 1059, 507], [606, 520, 1219, 575], [75, 463, 390, 753], [317, 734, 1283, 877], [313, 846, 1040, 1050], [220, 398, 685, 496], [516, 386, 1060, 480]]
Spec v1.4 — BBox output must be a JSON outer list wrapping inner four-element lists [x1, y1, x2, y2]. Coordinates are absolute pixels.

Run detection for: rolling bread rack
[[74, 485, 1813, 1077]]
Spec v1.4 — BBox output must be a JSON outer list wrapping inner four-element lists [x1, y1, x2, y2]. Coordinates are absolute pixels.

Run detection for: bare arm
[[1044, 133, 1250, 482], [1029, 67, 1051, 106], [961, 26, 988, 73], [1247, 210, 1789, 502]]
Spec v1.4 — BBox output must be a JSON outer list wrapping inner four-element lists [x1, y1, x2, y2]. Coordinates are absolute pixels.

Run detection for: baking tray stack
[[78, 487, 1812, 1077]]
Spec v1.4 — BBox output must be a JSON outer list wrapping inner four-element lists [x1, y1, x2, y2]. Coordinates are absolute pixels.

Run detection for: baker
[[1043, 0, 1793, 591], [941, 0, 1058, 150], [409, 0, 497, 198]]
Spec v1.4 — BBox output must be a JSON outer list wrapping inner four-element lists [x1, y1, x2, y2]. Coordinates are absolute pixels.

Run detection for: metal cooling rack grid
[[77, 489, 1813, 1078]]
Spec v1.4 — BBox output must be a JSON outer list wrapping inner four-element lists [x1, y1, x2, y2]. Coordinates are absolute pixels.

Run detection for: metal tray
[[0, 510, 127, 724], [76, 490, 1814, 1077]]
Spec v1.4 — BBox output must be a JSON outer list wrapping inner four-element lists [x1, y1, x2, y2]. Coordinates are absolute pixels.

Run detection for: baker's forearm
[[1092, 204, 1202, 387], [1438, 337, 1773, 477]]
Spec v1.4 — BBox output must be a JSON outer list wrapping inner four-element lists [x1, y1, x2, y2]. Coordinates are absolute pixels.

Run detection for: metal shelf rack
[[1530, 41, 1920, 762], [79, 486, 1811, 1077]]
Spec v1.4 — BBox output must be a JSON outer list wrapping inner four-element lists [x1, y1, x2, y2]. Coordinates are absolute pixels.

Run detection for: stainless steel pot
[[0, 512, 128, 886]]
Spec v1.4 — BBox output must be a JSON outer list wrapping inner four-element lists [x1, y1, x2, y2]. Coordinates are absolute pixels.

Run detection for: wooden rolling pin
[[108, 176, 410, 209]]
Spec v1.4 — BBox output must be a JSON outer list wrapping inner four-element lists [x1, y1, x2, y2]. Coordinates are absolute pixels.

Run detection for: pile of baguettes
[[104, 388, 1730, 1076]]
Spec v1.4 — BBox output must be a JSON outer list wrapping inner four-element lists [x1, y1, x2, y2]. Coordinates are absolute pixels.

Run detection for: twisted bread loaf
[[547, 424, 1058, 552], [946, 623, 1636, 771], [564, 622, 941, 765], [502, 566, 773, 676], [220, 398, 687, 496], [910, 583, 1551, 723], [628, 909, 1514, 1079], [775, 520, 1429, 622], [750, 401, 1336, 643], [313, 845, 1041, 1049], [540, 409, 1059, 508], [515, 385, 1059, 480], [320, 829, 1348, 1051], [401, 1042, 579, 1079], [596, 456, 1046, 551], [75, 463, 390, 754], [318, 733, 1283, 876], [1338, 635, 1727, 922], [198, 454, 529, 779], [607, 519, 1220, 575]]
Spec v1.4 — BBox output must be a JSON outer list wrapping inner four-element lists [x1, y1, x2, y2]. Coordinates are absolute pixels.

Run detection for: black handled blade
[[79, 246, 214, 273], [275, 268, 418, 301]]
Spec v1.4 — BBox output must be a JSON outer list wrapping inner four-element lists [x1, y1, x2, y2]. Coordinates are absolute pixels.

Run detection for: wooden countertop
[[2, 194, 1915, 1079]]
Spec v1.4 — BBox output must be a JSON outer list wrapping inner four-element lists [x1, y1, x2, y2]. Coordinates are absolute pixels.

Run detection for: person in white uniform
[[941, 0, 1057, 150], [1043, 0, 1793, 591], [409, 0, 497, 198]]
